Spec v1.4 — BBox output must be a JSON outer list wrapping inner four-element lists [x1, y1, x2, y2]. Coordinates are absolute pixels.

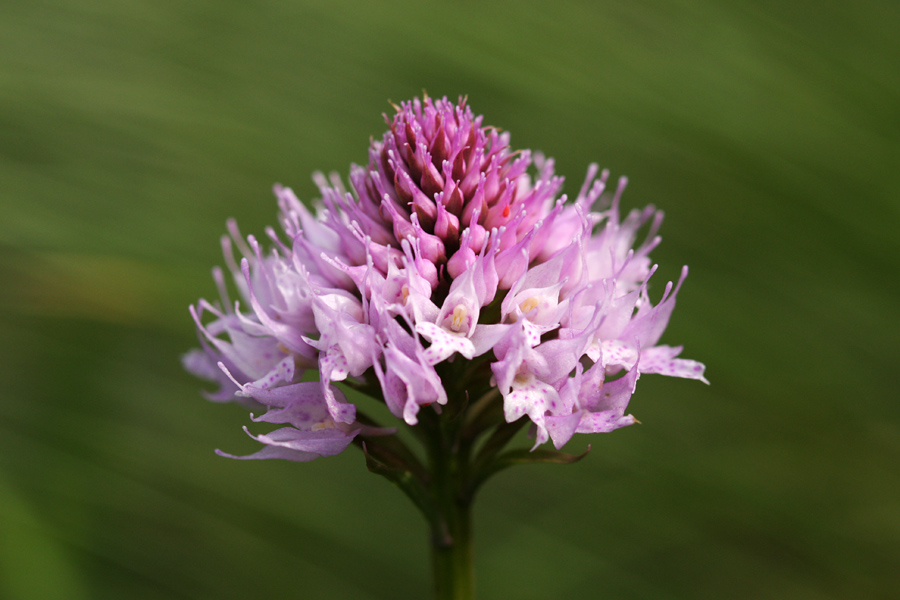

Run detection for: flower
[[185, 95, 706, 460]]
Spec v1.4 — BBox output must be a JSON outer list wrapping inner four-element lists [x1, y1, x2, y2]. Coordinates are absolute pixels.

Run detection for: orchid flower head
[[185, 95, 706, 461]]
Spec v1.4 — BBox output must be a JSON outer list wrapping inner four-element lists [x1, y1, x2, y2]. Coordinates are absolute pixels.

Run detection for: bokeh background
[[2, 0, 899, 598]]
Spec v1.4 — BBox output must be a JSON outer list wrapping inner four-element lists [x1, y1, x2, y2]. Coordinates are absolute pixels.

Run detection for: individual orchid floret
[[185, 284, 298, 404], [416, 231, 506, 364], [372, 315, 448, 425], [216, 426, 356, 462], [214, 369, 362, 462]]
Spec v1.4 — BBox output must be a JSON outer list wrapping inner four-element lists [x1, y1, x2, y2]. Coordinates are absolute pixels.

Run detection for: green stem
[[430, 491, 473, 600], [429, 421, 474, 600]]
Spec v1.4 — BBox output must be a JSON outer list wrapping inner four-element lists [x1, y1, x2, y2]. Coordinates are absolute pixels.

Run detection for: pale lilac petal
[[249, 392, 331, 429], [532, 327, 594, 383], [216, 444, 321, 462], [502, 375, 560, 450], [599, 339, 639, 371], [216, 426, 357, 462], [416, 322, 476, 365], [250, 355, 296, 390], [469, 323, 512, 357], [181, 348, 244, 403], [621, 266, 689, 349], [189, 302, 286, 382], [640, 345, 708, 383], [372, 326, 447, 425], [545, 412, 583, 449], [575, 411, 637, 435], [580, 357, 640, 414], [490, 323, 547, 395]]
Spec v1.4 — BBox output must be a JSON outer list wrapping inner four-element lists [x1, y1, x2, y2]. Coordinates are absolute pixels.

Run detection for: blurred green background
[[2, 0, 898, 598]]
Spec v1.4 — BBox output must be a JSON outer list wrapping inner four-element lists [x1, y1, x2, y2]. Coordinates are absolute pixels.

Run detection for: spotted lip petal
[[186, 95, 706, 459]]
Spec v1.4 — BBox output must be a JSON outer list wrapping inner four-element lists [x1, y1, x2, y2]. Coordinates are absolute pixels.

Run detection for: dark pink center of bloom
[[352, 96, 563, 288]]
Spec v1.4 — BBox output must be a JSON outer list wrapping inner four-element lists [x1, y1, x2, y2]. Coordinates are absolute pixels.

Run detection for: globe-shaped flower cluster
[[184, 96, 706, 462]]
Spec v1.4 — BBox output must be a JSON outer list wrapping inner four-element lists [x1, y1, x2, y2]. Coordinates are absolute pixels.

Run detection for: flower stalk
[[430, 484, 474, 600], [426, 411, 475, 600]]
